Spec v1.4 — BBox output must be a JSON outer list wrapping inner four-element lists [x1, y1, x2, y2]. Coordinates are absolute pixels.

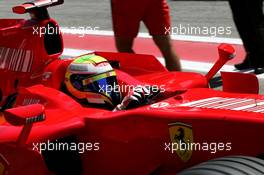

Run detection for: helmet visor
[[70, 72, 121, 105]]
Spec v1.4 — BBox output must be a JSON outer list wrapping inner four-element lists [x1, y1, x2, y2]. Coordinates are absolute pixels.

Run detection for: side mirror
[[12, 0, 64, 14], [206, 43, 236, 81], [4, 104, 46, 146]]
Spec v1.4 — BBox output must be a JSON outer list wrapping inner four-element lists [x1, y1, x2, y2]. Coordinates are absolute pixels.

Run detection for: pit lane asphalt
[[0, 0, 239, 38]]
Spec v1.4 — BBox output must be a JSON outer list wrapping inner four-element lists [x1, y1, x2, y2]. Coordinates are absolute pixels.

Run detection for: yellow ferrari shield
[[0, 154, 8, 175], [0, 163, 5, 175], [168, 122, 193, 162], [0, 113, 5, 125]]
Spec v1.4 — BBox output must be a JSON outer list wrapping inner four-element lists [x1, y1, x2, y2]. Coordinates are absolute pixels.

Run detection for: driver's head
[[65, 54, 121, 107]]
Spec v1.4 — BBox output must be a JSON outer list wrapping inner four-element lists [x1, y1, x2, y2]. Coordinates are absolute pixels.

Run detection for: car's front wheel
[[178, 156, 264, 175]]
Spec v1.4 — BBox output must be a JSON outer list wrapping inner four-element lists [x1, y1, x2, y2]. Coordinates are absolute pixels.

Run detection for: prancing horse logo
[[168, 122, 193, 162], [0, 154, 9, 175]]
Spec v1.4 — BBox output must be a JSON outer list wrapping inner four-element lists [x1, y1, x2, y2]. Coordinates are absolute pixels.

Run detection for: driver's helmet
[[65, 54, 121, 107]]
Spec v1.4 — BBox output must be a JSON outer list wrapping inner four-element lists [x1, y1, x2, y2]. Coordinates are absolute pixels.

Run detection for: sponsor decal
[[180, 97, 264, 113], [22, 98, 40, 106], [151, 102, 169, 108], [168, 122, 193, 162], [0, 47, 33, 73], [42, 72, 52, 81]]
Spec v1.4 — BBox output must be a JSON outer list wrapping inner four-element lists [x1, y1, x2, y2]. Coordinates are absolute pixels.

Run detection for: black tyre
[[178, 156, 264, 175]]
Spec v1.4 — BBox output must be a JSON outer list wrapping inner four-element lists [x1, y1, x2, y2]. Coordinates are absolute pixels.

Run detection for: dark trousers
[[229, 0, 264, 65]]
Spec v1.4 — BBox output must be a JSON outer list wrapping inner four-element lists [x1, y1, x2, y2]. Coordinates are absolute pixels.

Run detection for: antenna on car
[[12, 0, 64, 20]]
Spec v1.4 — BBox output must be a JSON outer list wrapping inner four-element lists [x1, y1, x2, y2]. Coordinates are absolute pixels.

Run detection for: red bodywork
[[0, 1, 263, 175]]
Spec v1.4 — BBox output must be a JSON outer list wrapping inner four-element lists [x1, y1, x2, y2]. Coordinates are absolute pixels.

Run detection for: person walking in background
[[111, 0, 181, 71], [229, 0, 264, 73]]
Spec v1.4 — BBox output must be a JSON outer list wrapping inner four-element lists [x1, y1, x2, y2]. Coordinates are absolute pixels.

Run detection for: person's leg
[[143, 0, 181, 71], [250, 0, 264, 66], [229, 0, 251, 53], [114, 37, 135, 53], [229, 0, 256, 69], [111, 0, 143, 53], [229, 0, 264, 69], [152, 35, 181, 71]]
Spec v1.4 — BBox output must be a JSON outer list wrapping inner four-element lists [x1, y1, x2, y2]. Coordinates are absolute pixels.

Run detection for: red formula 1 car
[[1, 1, 264, 175]]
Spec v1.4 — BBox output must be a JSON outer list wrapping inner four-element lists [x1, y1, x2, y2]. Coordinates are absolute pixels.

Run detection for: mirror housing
[[218, 43, 236, 61], [4, 104, 46, 145], [206, 43, 236, 81], [4, 104, 45, 126], [12, 0, 64, 15]]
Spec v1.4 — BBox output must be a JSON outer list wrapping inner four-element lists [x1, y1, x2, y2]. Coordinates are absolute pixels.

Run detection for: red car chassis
[[0, 1, 264, 175]]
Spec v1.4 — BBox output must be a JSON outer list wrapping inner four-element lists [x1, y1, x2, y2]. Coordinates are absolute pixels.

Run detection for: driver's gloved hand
[[144, 86, 161, 103], [113, 85, 160, 111]]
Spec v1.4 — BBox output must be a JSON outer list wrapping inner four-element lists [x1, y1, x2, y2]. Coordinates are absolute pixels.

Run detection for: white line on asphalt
[[62, 48, 93, 57], [61, 28, 243, 45]]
